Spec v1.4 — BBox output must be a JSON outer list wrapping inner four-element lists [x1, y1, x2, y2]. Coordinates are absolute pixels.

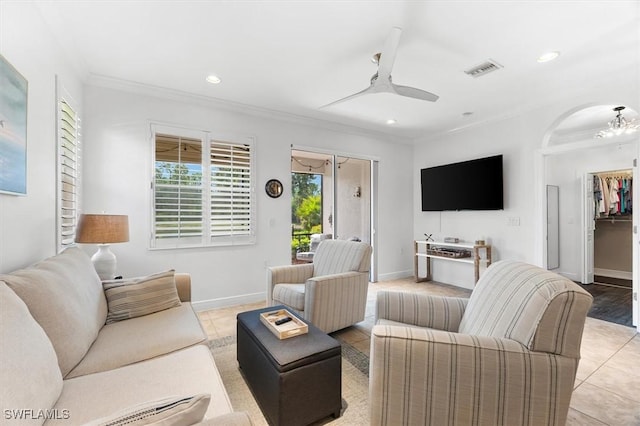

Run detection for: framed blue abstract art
[[0, 54, 28, 195]]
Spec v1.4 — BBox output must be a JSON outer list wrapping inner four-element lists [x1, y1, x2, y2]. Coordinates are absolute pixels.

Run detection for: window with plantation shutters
[[57, 97, 81, 249], [210, 141, 252, 238], [151, 125, 255, 249]]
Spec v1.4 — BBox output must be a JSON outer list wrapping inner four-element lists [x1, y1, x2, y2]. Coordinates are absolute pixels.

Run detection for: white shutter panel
[[210, 141, 252, 239], [58, 98, 80, 248], [154, 134, 203, 247]]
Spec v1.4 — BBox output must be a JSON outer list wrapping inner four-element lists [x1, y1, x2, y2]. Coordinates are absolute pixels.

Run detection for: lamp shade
[[75, 214, 129, 244]]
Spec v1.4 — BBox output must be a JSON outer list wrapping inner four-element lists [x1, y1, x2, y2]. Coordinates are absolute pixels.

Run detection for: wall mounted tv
[[421, 154, 503, 211]]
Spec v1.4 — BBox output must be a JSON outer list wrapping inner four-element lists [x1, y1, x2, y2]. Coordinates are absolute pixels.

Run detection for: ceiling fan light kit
[[323, 26, 439, 109]]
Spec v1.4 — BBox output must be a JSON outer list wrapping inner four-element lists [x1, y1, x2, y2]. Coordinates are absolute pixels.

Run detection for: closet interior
[[593, 170, 633, 283], [587, 170, 633, 327]]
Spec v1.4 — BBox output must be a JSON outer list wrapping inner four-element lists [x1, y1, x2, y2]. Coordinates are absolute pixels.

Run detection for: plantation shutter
[[151, 127, 254, 249], [58, 98, 80, 248], [210, 141, 252, 238], [154, 134, 203, 245]]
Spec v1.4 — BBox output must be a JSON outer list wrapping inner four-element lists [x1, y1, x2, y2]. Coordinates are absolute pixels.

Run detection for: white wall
[[413, 100, 638, 289], [0, 1, 84, 273], [413, 113, 540, 288], [82, 83, 414, 308]]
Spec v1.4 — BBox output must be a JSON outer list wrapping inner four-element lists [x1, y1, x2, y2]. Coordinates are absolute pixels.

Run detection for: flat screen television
[[421, 154, 503, 211]]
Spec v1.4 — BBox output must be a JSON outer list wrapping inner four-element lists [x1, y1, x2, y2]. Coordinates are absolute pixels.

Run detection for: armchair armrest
[[305, 271, 369, 332], [266, 263, 314, 305], [375, 291, 468, 332], [370, 324, 578, 426], [175, 273, 191, 302]]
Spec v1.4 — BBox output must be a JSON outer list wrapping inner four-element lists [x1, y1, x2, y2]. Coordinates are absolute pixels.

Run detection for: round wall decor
[[265, 179, 283, 198]]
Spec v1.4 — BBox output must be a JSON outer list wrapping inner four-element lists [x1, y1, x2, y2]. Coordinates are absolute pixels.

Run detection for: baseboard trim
[[557, 271, 580, 282], [193, 292, 265, 312], [594, 268, 632, 281], [377, 270, 413, 282]]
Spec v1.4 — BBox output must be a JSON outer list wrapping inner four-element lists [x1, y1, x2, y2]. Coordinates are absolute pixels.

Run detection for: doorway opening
[[582, 169, 634, 326], [539, 103, 638, 331], [290, 148, 377, 280]]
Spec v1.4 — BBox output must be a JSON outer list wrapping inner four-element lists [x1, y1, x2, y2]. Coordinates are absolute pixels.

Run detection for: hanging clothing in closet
[[593, 174, 633, 218]]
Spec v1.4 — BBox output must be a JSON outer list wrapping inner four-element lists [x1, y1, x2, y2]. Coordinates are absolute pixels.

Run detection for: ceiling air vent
[[464, 60, 503, 78]]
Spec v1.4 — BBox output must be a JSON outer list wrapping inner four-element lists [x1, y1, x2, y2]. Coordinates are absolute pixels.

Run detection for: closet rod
[[596, 170, 633, 179]]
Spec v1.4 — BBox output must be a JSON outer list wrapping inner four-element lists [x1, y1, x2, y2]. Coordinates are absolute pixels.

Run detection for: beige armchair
[[370, 260, 593, 426], [267, 239, 372, 333]]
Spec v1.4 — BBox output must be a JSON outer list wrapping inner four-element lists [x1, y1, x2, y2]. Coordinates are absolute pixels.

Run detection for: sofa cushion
[[272, 283, 305, 310], [0, 282, 63, 426], [67, 303, 207, 378], [103, 270, 181, 324], [45, 345, 233, 426], [86, 394, 210, 426], [0, 247, 108, 377]]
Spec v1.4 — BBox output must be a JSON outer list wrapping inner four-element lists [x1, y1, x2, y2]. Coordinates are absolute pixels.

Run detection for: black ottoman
[[236, 306, 342, 426]]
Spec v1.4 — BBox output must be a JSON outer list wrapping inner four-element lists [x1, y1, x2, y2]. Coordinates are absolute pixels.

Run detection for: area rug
[[208, 336, 370, 425]]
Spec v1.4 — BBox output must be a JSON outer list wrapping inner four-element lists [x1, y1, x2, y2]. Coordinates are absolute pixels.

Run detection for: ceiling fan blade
[[377, 27, 402, 79], [393, 83, 439, 102], [321, 85, 374, 108]]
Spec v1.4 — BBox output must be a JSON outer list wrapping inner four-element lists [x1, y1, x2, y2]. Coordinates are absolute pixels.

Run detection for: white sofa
[[0, 247, 250, 425]]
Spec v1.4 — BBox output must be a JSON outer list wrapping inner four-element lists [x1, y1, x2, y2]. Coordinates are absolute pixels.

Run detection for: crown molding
[[86, 74, 414, 145]]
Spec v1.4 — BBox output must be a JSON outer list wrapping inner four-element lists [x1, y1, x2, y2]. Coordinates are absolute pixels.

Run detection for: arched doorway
[[537, 103, 639, 330]]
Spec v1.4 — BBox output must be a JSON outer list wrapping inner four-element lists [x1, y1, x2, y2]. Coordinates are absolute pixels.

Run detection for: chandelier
[[595, 106, 639, 138]]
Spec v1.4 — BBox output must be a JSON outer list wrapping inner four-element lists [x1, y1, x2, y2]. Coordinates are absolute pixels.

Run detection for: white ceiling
[[35, 0, 640, 139]]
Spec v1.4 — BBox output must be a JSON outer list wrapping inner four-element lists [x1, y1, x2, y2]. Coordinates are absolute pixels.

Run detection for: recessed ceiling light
[[386, 119, 397, 125], [537, 51, 560, 63], [206, 74, 221, 84]]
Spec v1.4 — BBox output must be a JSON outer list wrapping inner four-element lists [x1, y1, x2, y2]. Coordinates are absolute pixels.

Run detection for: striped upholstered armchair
[[267, 239, 372, 333], [370, 260, 593, 426]]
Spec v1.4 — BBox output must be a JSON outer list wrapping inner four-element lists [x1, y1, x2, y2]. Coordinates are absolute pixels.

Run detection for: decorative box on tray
[[260, 309, 309, 339]]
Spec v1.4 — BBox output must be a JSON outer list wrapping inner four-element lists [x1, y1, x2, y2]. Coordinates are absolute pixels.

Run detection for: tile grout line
[[576, 333, 638, 398]]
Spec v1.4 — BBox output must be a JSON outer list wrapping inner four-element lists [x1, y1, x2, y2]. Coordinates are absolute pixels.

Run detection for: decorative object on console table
[[75, 214, 129, 280], [414, 239, 492, 284]]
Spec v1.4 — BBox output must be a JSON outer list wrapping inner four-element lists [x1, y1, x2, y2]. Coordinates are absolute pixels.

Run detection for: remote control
[[275, 317, 292, 325]]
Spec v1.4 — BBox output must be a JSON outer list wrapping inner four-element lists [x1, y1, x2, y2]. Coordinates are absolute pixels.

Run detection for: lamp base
[[92, 244, 117, 281]]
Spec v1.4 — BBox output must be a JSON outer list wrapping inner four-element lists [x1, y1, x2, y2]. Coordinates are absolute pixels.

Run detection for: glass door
[[290, 149, 376, 280], [291, 150, 333, 264]]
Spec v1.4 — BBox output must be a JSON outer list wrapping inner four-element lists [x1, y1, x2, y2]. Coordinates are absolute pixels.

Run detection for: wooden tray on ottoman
[[260, 308, 309, 339]]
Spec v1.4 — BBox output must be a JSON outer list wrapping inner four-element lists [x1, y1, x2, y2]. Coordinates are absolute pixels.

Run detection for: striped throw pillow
[[87, 394, 210, 426], [103, 270, 181, 324]]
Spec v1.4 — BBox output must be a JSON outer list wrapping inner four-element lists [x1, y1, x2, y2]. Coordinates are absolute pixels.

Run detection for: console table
[[414, 240, 492, 284]]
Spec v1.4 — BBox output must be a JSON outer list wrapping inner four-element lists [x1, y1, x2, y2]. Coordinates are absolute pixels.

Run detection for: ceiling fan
[[323, 27, 439, 108]]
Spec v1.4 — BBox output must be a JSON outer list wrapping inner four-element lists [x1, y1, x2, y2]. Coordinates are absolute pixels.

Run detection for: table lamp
[[75, 214, 129, 280]]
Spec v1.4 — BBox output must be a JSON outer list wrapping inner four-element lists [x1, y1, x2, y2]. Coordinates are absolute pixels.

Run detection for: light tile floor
[[197, 278, 640, 425]]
